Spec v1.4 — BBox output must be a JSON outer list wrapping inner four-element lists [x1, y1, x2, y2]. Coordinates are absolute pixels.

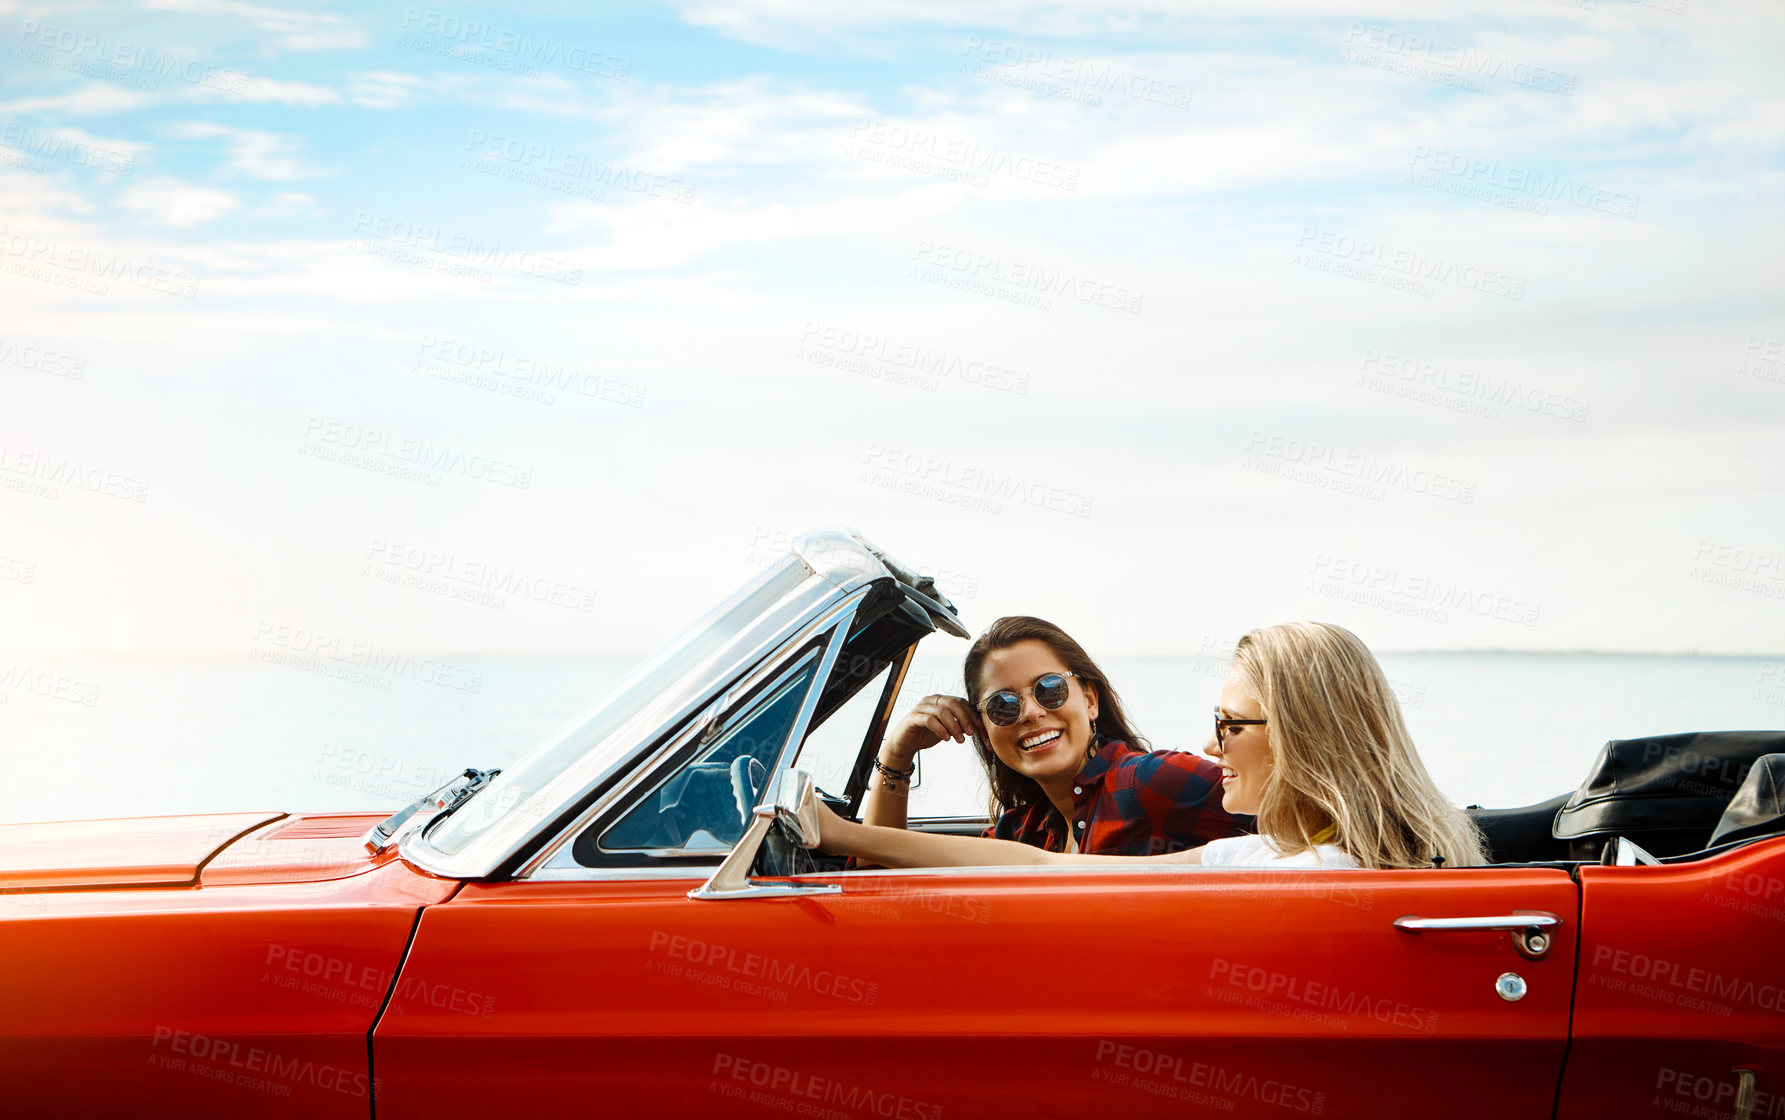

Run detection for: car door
[[1555, 835, 1785, 1119], [376, 852, 1578, 1117]]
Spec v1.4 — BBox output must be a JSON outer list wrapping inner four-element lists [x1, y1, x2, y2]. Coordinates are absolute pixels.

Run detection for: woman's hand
[[861, 695, 985, 830], [882, 694, 985, 766]]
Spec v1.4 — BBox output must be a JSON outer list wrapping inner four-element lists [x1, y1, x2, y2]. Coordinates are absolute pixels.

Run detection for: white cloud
[[230, 75, 341, 106], [0, 85, 155, 117], [120, 177, 240, 226], [250, 190, 322, 217], [347, 70, 433, 110], [137, 0, 371, 50], [594, 77, 875, 174], [164, 121, 317, 179]]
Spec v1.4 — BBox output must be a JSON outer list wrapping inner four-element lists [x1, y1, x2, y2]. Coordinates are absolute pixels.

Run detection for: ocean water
[[2, 652, 1782, 826]]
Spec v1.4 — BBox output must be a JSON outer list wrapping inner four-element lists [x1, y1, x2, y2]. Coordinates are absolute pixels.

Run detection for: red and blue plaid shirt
[[982, 739, 1250, 855]]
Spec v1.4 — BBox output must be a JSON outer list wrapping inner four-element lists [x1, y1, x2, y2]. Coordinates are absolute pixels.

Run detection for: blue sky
[[3, 0, 1783, 658]]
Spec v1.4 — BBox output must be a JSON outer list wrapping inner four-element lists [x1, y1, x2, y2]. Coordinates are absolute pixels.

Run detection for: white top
[[1199, 834, 1359, 869]]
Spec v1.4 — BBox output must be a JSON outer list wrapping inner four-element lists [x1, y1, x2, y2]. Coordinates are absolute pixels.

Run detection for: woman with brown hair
[[858, 615, 1244, 856], [823, 620, 1487, 871]]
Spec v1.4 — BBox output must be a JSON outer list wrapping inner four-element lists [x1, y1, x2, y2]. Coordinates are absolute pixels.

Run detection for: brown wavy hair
[[962, 616, 1147, 819]]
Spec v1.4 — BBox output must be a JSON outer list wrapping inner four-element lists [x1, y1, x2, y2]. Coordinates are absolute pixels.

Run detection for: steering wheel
[[729, 754, 767, 833]]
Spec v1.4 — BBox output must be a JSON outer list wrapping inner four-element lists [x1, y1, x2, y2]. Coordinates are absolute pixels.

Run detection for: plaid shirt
[[983, 739, 1250, 855]]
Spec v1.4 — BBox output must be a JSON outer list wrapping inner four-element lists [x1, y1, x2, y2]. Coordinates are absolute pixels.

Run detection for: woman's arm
[[859, 695, 984, 830], [819, 809, 1204, 868]]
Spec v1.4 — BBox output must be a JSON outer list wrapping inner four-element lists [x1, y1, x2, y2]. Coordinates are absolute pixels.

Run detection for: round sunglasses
[[977, 671, 1078, 727]]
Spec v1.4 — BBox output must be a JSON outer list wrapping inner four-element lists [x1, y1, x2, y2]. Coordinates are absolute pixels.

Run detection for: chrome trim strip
[[527, 865, 713, 882]]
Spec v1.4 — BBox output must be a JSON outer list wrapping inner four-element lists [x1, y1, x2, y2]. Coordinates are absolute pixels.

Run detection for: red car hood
[[0, 810, 411, 890]]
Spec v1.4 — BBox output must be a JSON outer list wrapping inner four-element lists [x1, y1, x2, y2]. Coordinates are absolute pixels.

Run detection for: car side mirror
[[687, 769, 840, 901], [769, 768, 823, 850]]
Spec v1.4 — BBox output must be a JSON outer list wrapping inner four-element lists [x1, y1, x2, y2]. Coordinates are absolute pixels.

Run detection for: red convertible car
[[3, 529, 1783, 1118]]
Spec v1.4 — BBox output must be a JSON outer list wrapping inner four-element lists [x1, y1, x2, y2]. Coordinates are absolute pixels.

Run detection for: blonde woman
[[816, 621, 1487, 871]]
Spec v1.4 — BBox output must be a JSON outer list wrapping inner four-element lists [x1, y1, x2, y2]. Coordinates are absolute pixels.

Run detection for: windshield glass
[[423, 554, 817, 856]]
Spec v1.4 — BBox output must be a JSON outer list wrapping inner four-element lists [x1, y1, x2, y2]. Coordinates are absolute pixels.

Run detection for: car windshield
[[423, 554, 820, 857]]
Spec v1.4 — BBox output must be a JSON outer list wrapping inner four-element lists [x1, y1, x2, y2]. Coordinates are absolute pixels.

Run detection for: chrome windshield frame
[[523, 589, 865, 878], [399, 528, 953, 882]]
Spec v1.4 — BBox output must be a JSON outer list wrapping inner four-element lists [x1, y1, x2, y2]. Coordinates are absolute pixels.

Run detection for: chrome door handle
[[1394, 914, 1560, 932], [1395, 912, 1561, 959]]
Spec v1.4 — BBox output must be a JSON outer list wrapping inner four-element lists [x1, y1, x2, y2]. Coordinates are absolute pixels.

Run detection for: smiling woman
[[858, 615, 1246, 856], [819, 620, 1489, 871]]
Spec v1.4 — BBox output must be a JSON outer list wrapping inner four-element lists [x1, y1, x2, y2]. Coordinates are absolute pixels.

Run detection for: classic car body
[[3, 529, 1783, 1119]]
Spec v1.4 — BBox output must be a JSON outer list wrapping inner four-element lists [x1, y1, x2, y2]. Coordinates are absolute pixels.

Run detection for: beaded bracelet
[[873, 756, 915, 788]]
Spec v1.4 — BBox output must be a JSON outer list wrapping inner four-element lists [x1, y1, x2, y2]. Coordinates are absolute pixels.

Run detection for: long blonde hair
[[1230, 622, 1487, 870]]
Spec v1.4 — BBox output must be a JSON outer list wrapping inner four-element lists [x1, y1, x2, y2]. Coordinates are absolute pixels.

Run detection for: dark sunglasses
[[978, 672, 1078, 727], [1214, 707, 1267, 745]]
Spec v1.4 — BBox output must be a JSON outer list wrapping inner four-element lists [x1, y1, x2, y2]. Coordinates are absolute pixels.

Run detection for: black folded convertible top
[[1552, 730, 1785, 859]]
